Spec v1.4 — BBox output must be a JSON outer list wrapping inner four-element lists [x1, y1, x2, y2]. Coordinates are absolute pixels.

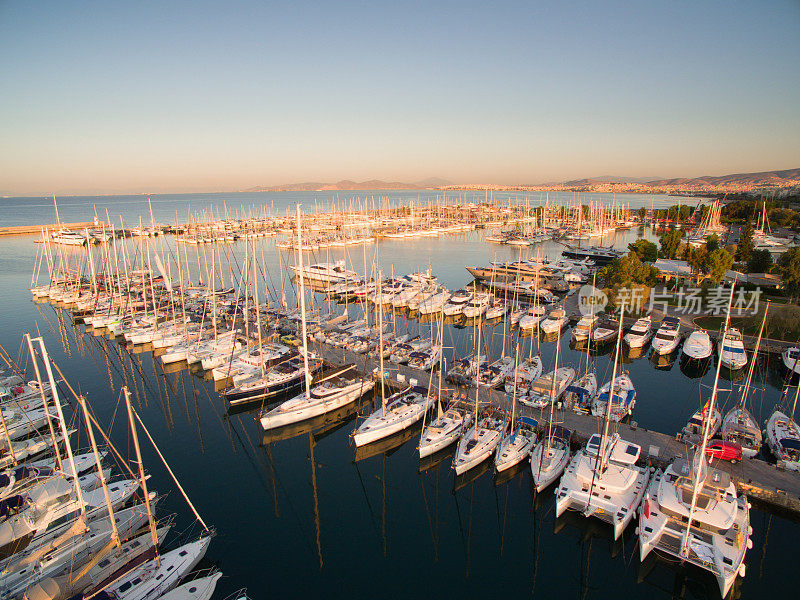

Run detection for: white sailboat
[[260, 365, 374, 430], [452, 322, 506, 475], [494, 349, 537, 473], [722, 303, 768, 457], [764, 384, 800, 471]]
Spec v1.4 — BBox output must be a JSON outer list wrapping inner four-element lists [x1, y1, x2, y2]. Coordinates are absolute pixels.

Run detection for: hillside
[[645, 168, 800, 188], [245, 178, 452, 192]]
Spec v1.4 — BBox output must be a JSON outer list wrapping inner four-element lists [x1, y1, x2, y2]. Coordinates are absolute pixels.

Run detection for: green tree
[[659, 229, 683, 259], [747, 249, 774, 273], [638, 207, 647, 221], [778, 247, 800, 300], [705, 234, 720, 253], [706, 249, 734, 284], [627, 239, 658, 263], [599, 253, 659, 288], [598, 253, 659, 313], [736, 221, 754, 263], [686, 245, 708, 276]]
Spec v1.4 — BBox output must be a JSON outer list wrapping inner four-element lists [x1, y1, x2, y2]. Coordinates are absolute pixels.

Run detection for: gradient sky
[[1, 1, 799, 195]]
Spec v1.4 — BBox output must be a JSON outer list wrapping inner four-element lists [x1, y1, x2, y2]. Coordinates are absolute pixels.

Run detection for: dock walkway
[[317, 341, 800, 516]]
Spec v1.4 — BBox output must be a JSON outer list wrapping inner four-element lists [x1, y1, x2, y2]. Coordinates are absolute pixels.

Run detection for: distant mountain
[[244, 177, 451, 192], [564, 175, 663, 186], [644, 168, 800, 188]]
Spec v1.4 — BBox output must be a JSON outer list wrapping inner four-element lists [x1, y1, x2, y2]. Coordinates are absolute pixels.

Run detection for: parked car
[[705, 439, 743, 463]]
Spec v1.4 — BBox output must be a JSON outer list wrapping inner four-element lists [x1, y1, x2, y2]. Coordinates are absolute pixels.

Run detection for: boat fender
[[739, 563, 747, 577], [747, 539, 753, 550], [748, 525, 753, 535]]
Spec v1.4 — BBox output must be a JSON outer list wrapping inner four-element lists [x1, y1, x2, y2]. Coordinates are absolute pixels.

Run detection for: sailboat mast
[[124, 386, 160, 565], [377, 268, 385, 415], [598, 299, 626, 470], [739, 301, 769, 407], [77, 393, 120, 545], [296, 205, 312, 400], [681, 284, 736, 557]]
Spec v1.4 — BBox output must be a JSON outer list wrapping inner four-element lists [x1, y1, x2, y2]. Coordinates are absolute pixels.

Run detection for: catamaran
[[555, 301, 649, 539], [639, 285, 752, 598]]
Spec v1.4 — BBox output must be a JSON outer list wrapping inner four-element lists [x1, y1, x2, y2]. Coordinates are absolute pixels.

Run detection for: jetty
[[317, 341, 800, 517], [0, 222, 102, 236]]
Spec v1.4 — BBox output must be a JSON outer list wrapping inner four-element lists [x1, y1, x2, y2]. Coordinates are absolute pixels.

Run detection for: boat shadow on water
[[259, 399, 367, 445], [638, 549, 743, 600], [418, 445, 455, 474], [553, 508, 627, 559], [649, 348, 678, 371], [452, 456, 492, 492], [353, 420, 423, 463], [679, 353, 712, 379]]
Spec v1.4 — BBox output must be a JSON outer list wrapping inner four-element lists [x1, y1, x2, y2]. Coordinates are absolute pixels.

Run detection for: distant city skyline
[[1, 1, 799, 196]]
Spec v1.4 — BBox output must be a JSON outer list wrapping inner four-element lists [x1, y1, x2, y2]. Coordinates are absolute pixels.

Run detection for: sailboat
[[494, 348, 538, 472], [418, 313, 471, 458], [722, 303, 768, 457], [260, 365, 374, 430], [555, 300, 650, 539], [530, 314, 573, 491], [352, 271, 433, 447], [764, 383, 800, 471], [639, 285, 752, 598], [566, 298, 597, 415], [452, 321, 506, 475]]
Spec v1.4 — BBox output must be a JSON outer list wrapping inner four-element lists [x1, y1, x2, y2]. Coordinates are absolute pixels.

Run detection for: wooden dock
[[317, 342, 800, 517]]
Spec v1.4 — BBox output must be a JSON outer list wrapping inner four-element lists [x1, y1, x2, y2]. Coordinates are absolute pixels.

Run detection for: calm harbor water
[[0, 191, 797, 600]]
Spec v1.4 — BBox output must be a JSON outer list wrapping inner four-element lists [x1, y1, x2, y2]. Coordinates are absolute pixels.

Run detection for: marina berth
[[782, 347, 800, 376], [682, 329, 713, 360], [452, 413, 506, 475], [718, 328, 748, 370], [352, 386, 433, 447], [18, 192, 800, 600], [556, 432, 650, 539], [638, 456, 751, 598], [650, 316, 682, 355]]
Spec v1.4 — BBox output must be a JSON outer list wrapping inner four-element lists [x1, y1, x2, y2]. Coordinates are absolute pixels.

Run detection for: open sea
[[0, 190, 797, 600]]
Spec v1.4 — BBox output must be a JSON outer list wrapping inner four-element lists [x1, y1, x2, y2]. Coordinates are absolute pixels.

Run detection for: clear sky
[[1, 0, 799, 195]]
